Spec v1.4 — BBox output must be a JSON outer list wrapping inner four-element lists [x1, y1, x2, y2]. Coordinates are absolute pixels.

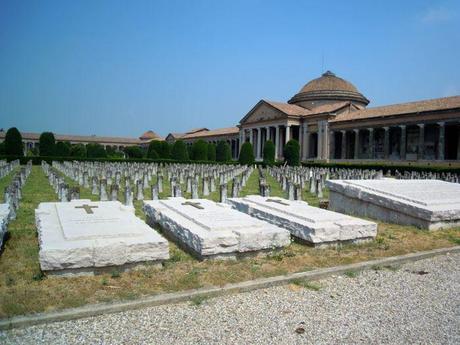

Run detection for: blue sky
[[1, 0, 459, 138]]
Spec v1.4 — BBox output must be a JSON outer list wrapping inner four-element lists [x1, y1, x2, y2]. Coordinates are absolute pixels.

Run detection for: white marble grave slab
[[36, 199, 169, 274], [0, 204, 10, 249], [227, 195, 377, 246], [326, 179, 460, 230], [143, 197, 290, 259]]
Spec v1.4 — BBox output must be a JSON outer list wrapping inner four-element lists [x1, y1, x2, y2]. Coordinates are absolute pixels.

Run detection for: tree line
[[0, 127, 301, 165]]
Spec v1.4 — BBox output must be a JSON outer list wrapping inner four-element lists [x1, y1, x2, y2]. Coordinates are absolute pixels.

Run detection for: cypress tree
[[263, 140, 275, 165], [4, 127, 23, 156], [283, 139, 300, 166], [191, 139, 208, 161], [216, 140, 231, 162], [39, 132, 56, 156], [239, 142, 255, 165], [55, 141, 71, 156], [207, 143, 216, 161], [171, 140, 189, 161]]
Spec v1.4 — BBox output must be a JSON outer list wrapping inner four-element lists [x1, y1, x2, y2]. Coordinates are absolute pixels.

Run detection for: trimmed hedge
[[0, 155, 240, 166], [302, 161, 460, 174]]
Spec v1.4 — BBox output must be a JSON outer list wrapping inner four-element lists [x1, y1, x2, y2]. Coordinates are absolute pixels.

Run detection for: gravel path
[[2, 253, 459, 345]]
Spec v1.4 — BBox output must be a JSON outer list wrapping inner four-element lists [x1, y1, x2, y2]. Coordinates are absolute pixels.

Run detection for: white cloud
[[419, 6, 455, 24]]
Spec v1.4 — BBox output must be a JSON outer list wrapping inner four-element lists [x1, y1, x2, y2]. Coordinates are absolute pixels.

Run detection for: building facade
[[0, 130, 162, 155], [238, 71, 460, 162]]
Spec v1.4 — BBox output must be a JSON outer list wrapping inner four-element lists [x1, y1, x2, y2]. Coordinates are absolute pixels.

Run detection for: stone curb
[[1, 245, 459, 331]]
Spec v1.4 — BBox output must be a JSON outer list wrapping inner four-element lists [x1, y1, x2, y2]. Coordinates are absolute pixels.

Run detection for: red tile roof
[[331, 95, 460, 122]]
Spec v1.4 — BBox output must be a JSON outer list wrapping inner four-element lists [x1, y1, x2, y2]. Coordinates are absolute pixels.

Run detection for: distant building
[[238, 71, 460, 162], [0, 130, 162, 155]]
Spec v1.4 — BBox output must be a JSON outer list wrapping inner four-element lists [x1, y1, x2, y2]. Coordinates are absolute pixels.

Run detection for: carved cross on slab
[[181, 201, 204, 209], [266, 198, 290, 206], [75, 204, 99, 214]]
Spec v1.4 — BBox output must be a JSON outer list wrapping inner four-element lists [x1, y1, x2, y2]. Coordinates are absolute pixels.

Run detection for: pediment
[[240, 101, 288, 125]]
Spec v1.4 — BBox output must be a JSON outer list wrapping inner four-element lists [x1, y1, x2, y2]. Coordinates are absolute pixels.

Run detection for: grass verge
[[0, 166, 458, 318]]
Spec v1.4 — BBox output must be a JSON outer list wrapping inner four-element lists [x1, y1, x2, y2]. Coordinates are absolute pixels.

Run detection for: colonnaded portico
[[238, 71, 460, 162]]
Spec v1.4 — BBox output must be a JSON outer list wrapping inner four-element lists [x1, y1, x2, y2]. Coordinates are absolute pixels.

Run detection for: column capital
[[418, 123, 425, 128], [341, 129, 346, 134], [437, 121, 445, 126], [353, 128, 359, 133], [399, 124, 406, 129], [383, 126, 389, 131], [368, 128, 374, 132]]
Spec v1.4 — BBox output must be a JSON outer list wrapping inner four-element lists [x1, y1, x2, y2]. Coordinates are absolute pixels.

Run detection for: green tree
[[207, 143, 216, 161], [106, 146, 124, 158], [147, 141, 161, 159], [171, 140, 189, 161], [86, 143, 107, 158], [39, 132, 56, 156], [69, 144, 87, 158], [0, 142, 5, 155], [263, 140, 275, 165], [160, 141, 171, 159], [124, 146, 143, 158], [4, 127, 23, 156], [55, 141, 71, 156], [283, 139, 300, 166], [187, 144, 193, 160], [191, 139, 208, 161], [239, 142, 255, 165], [216, 140, 232, 162]]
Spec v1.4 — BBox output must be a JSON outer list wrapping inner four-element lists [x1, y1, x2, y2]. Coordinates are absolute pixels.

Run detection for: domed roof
[[288, 71, 369, 107]]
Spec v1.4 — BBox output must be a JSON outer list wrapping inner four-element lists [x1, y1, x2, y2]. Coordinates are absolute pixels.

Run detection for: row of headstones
[[3, 161, 32, 220], [0, 159, 20, 179], [394, 169, 459, 183], [44, 161, 254, 204], [265, 166, 386, 201]]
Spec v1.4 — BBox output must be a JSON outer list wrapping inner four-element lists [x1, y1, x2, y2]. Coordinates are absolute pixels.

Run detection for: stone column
[[285, 125, 291, 143], [341, 130, 347, 159], [239, 129, 244, 152], [329, 130, 335, 159], [302, 123, 308, 160], [400, 125, 406, 160], [298, 124, 303, 159], [383, 127, 390, 159], [249, 128, 253, 145], [437, 122, 445, 160], [256, 127, 261, 159], [266, 126, 271, 142], [317, 122, 323, 160], [354, 129, 359, 159], [418, 124, 425, 160], [368, 128, 374, 159], [275, 125, 280, 160]]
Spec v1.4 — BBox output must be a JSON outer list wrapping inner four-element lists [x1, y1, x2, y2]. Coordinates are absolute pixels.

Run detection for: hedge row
[[0, 155, 240, 166], [302, 161, 460, 174]]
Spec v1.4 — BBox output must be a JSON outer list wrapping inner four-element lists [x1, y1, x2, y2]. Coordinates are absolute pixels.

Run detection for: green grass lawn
[[0, 165, 459, 318]]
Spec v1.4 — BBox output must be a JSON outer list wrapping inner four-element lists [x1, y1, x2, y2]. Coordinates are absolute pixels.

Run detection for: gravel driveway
[[2, 253, 459, 345]]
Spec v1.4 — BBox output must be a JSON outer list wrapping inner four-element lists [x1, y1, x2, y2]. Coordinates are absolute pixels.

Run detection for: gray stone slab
[[227, 195, 377, 246], [326, 179, 460, 230], [143, 197, 290, 259], [0, 203, 10, 248], [36, 199, 169, 274]]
